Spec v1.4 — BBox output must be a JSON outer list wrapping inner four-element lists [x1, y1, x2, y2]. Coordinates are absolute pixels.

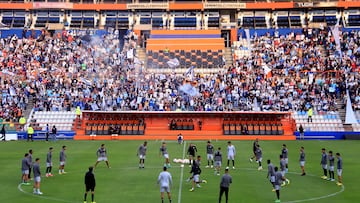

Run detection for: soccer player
[[59, 145, 67, 174], [33, 158, 43, 195], [94, 144, 110, 168], [267, 159, 276, 192], [28, 149, 33, 180], [160, 142, 170, 168], [255, 144, 263, 170], [279, 154, 290, 186], [218, 167, 232, 203], [227, 141, 236, 169], [328, 151, 335, 181], [281, 144, 289, 173], [138, 141, 147, 169], [45, 147, 54, 177], [206, 141, 214, 168], [299, 147, 306, 176], [274, 166, 286, 203], [336, 153, 343, 186], [177, 133, 183, 144], [157, 166, 173, 203], [21, 153, 31, 185], [187, 143, 197, 167], [214, 147, 222, 176], [320, 148, 328, 179], [249, 138, 259, 162], [84, 166, 96, 203], [189, 155, 207, 192]]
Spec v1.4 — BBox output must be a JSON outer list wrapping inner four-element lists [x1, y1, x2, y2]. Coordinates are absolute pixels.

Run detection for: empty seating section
[[146, 30, 225, 69], [351, 111, 360, 131], [33, 111, 76, 131], [85, 117, 145, 135], [293, 111, 344, 132], [169, 119, 194, 130], [223, 117, 283, 135]]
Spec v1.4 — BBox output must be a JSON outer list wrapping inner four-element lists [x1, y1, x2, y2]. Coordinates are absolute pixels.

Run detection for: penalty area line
[[17, 183, 81, 203]]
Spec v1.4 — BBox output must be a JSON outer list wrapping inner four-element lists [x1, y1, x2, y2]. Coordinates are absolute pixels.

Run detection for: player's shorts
[[193, 174, 200, 182], [274, 185, 281, 190], [300, 161, 305, 167], [163, 154, 169, 159], [337, 169, 342, 176], [160, 186, 170, 193], [46, 162, 53, 167], [86, 185, 95, 192], [97, 157, 108, 162], [257, 157, 262, 162], [22, 170, 29, 175], [329, 166, 334, 171], [34, 176, 41, 183], [281, 170, 285, 177], [322, 164, 327, 169], [215, 161, 221, 167], [270, 176, 275, 183], [139, 154, 146, 159], [227, 154, 235, 160], [188, 154, 195, 158], [60, 161, 66, 166], [207, 154, 214, 160], [285, 158, 288, 164]]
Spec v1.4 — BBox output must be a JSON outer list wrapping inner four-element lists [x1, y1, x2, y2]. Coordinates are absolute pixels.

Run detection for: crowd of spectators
[[0, 26, 360, 122]]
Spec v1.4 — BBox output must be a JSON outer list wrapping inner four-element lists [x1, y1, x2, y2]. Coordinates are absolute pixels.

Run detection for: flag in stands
[[262, 64, 272, 79], [184, 66, 195, 81], [331, 24, 342, 59], [167, 58, 180, 68]]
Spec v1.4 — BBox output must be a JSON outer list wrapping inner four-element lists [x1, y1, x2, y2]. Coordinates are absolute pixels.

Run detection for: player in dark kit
[[281, 144, 289, 173], [84, 166, 96, 203], [249, 138, 259, 162], [187, 143, 197, 166], [206, 141, 214, 168]]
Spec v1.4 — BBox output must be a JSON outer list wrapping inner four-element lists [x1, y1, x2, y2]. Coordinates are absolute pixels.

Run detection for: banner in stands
[[33, 2, 73, 9], [126, 3, 168, 10], [204, 2, 246, 9], [345, 90, 358, 124], [17, 131, 75, 140]]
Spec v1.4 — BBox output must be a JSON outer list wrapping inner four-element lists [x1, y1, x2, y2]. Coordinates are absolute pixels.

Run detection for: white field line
[[178, 141, 187, 203]]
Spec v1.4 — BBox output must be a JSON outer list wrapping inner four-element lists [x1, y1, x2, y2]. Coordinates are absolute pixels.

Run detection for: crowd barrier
[[294, 131, 360, 140], [17, 131, 75, 140]]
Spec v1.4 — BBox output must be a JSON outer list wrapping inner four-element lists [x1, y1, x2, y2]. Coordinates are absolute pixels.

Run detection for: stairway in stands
[[23, 96, 35, 119], [137, 47, 147, 65], [224, 47, 233, 67], [336, 98, 353, 131]]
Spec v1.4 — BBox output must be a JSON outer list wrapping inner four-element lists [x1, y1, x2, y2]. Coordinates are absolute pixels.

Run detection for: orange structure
[[75, 111, 296, 141]]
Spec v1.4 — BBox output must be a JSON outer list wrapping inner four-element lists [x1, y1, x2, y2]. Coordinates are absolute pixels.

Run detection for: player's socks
[[84, 193, 87, 201], [91, 194, 94, 202], [276, 190, 280, 200], [161, 198, 164, 203], [227, 160, 230, 166], [169, 199, 172, 203]]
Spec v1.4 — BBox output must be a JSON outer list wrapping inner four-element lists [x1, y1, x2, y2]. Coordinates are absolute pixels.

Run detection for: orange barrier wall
[[150, 30, 221, 35], [146, 38, 224, 51], [75, 111, 296, 141]]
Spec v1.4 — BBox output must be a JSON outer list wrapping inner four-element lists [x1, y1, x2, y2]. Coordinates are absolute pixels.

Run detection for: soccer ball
[[173, 159, 178, 163], [180, 164, 184, 168]]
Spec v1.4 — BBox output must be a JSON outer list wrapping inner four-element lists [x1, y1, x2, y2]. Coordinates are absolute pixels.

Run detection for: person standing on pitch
[[160, 142, 170, 168], [267, 159, 276, 192], [137, 141, 147, 169], [218, 167, 232, 203], [274, 166, 286, 203], [21, 153, 31, 185], [249, 138, 259, 162], [320, 148, 328, 179], [328, 151, 335, 181], [59, 145, 67, 174], [84, 166, 96, 203], [46, 147, 54, 177], [227, 141, 236, 169], [336, 153, 343, 186], [189, 155, 207, 192], [299, 147, 306, 176], [206, 141, 215, 168], [279, 155, 290, 186], [187, 143, 197, 167], [94, 144, 110, 168], [255, 144, 263, 170], [157, 166, 173, 203], [281, 144, 289, 173], [45, 124, 50, 142], [214, 147, 223, 176], [33, 158, 43, 195], [28, 149, 33, 180]]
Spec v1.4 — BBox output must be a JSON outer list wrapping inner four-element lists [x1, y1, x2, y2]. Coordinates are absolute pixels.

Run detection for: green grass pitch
[[0, 140, 359, 203]]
